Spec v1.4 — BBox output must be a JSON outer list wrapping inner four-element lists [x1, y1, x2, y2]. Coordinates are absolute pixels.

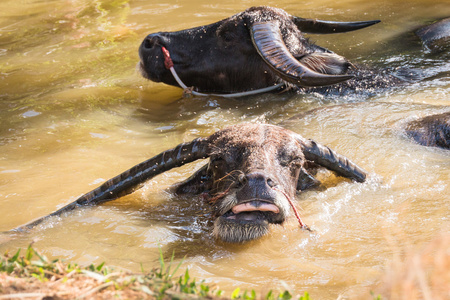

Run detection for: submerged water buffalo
[[138, 6, 398, 96], [405, 112, 450, 150], [415, 17, 450, 53], [12, 123, 366, 243]]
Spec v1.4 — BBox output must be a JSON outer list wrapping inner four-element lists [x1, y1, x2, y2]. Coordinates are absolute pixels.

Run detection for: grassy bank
[[0, 245, 310, 300], [2, 232, 448, 299]]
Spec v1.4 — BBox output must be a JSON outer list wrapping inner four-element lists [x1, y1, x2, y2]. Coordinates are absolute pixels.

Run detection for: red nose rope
[[161, 46, 173, 69], [274, 187, 311, 231], [161, 46, 284, 98]]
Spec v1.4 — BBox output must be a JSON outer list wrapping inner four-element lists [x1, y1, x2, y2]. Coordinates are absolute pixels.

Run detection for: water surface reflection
[[0, 0, 449, 298]]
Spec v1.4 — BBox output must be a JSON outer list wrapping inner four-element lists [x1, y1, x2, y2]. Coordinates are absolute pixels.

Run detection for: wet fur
[[12, 123, 366, 244], [405, 112, 450, 149], [173, 123, 363, 243], [139, 6, 399, 94]]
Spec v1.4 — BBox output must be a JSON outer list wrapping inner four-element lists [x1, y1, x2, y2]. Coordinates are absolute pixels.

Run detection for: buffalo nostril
[[238, 174, 247, 185], [242, 172, 277, 188], [235, 172, 279, 201], [143, 38, 152, 49], [266, 178, 277, 188], [143, 36, 155, 49], [143, 34, 162, 49]]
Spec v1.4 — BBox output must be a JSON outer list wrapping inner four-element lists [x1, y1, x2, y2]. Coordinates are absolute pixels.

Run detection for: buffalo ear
[[172, 163, 211, 195], [293, 17, 380, 34], [297, 168, 321, 191], [297, 52, 353, 75], [250, 21, 353, 87]]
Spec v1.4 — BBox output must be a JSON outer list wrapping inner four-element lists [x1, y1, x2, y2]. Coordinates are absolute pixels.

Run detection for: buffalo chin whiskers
[[213, 218, 269, 243]]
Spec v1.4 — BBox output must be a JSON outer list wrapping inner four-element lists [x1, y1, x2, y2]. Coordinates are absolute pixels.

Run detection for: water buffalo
[[12, 123, 366, 243], [415, 17, 450, 53], [405, 112, 450, 150], [138, 6, 395, 96]]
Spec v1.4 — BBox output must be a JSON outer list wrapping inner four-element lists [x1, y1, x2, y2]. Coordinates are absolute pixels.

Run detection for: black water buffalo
[[405, 112, 450, 150], [12, 123, 366, 243], [138, 6, 396, 96], [415, 17, 450, 53]]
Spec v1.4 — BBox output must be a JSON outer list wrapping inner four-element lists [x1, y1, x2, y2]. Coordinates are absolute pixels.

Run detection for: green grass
[[0, 245, 312, 299]]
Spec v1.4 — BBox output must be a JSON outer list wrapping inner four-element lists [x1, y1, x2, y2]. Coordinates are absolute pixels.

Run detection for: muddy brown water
[[0, 0, 449, 298]]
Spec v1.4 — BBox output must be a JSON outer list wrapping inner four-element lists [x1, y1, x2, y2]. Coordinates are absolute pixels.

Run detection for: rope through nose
[[273, 187, 311, 231], [160, 46, 284, 98], [161, 46, 174, 69]]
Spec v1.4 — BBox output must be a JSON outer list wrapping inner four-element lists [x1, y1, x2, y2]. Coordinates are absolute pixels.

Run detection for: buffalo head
[[138, 6, 380, 94], [177, 123, 366, 242], [14, 123, 367, 243]]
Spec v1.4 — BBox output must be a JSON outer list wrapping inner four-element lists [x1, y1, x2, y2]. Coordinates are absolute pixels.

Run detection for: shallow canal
[[0, 0, 449, 298]]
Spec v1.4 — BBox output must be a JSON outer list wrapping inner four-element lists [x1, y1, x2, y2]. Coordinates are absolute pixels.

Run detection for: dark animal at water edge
[[139, 6, 404, 96], [415, 17, 450, 53], [10, 123, 366, 243], [405, 112, 450, 150]]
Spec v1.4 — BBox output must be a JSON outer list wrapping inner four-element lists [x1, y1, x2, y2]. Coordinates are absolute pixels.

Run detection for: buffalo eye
[[217, 21, 240, 43], [209, 155, 231, 181], [209, 155, 226, 169], [278, 153, 303, 168], [220, 30, 237, 42]]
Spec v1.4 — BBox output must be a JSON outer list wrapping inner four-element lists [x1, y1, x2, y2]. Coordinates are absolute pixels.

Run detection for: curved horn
[[11, 137, 210, 232], [250, 21, 353, 87], [293, 17, 380, 34], [295, 135, 367, 182]]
